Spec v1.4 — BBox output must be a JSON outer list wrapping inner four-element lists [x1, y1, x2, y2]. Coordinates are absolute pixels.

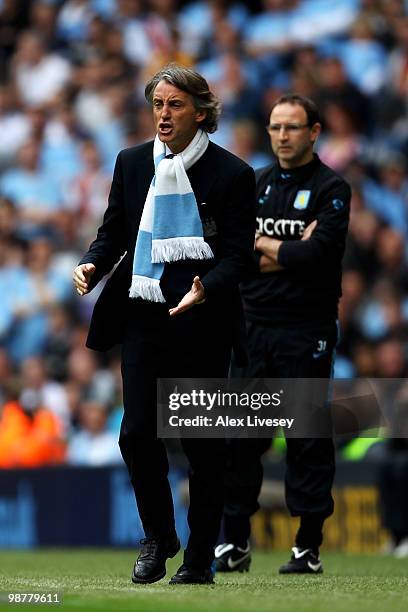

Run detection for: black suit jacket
[[79, 139, 256, 362]]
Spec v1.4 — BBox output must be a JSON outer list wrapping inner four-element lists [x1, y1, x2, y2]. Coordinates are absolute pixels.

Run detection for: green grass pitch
[[1, 549, 408, 612]]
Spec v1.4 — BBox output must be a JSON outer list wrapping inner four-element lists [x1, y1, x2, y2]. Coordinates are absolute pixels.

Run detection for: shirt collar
[[273, 154, 319, 183]]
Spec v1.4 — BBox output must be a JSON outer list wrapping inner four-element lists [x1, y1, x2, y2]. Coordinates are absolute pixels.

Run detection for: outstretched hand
[[73, 263, 96, 296], [169, 276, 205, 317]]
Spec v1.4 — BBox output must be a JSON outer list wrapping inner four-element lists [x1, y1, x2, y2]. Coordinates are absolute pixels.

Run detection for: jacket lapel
[[124, 144, 154, 256], [133, 145, 154, 228], [188, 142, 219, 203]]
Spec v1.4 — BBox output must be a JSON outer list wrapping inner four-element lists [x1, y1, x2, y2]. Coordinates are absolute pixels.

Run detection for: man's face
[[267, 103, 320, 169], [152, 80, 206, 154]]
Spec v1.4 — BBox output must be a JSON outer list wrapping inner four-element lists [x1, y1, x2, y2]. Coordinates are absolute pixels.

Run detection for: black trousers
[[378, 444, 408, 544], [225, 320, 337, 549], [118, 301, 231, 570]]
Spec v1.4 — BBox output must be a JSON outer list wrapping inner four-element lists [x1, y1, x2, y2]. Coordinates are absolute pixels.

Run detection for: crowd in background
[[1, 0, 408, 469]]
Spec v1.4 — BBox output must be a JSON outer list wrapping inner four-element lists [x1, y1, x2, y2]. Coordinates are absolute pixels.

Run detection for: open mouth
[[159, 123, 173, 135]]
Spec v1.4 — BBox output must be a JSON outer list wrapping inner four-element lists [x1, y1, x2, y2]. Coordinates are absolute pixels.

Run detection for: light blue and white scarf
[[129, 128, 213, 303]]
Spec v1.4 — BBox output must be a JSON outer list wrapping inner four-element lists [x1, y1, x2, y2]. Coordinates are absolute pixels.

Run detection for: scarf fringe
[[129, 275, 166, 303], [151, 237, 214, 263]]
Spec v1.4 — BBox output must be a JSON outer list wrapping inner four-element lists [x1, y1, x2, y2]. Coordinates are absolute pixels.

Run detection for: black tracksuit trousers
[[225, 320, 337, 550]]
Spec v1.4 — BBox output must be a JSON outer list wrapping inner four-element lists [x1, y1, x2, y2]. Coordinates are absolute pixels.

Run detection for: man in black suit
[[73, 64, 255, 585]]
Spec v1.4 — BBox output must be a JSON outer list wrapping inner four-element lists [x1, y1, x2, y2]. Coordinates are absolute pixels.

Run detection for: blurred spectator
[[337, 17, 388, 95], [289, 46, 320, 100], [229, 119, 272, 169], [196, 0, 242, 61], [316, 56, 371, 133], [0, 385, 66, 468], [11, 30, 72, 108], [145, 0, 179, 57], [0, 84, 31, 168], [20, 355, 70, 433], [243, 0, 295, 59], [115, 0, 153, 67], [93, 82, 130, 170], [142, 26, 193, 82], [352, 342, 377, 377], [318, 102, 365, 172], [198, 51, 261, 124], [64, 379, 82, 431], [291, 0, 359, 46], [67, 347, 116, 407], [57, 0, 94, 45], [74, 54, 113, 134], [124, 104, 155, 147], [64, 139, 111, 248], [67, 399, 122, 465], [375, 337, 407, 377], [361, 156, 408, 234], [375, 228, 407, 283], [179, 0, 248, 59], [0, 139, 62, 240], [358, 280, 406, 341], [6, 236, 72, 364], [41, 102, 84, 186], [343, 207, 380, 283], [43, 305, 74, 383], [79, 13, 111, 57]]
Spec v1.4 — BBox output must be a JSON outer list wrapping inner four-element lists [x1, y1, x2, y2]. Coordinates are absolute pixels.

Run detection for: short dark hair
[[144, 63, 221, 134], [270, 94, 321, 126]]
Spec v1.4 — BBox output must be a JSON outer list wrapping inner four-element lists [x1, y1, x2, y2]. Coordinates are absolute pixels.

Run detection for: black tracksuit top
[[241, 154, 351, 325]]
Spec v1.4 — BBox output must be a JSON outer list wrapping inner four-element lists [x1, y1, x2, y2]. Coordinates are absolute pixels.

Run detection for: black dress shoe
[[132, 536, 180, 584], [169, 564, 214, 585]]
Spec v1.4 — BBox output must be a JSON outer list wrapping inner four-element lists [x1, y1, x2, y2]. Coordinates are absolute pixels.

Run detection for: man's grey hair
[[145, 64, 221, 134]]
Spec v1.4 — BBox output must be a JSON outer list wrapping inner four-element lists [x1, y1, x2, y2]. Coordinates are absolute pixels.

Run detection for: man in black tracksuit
[[215, 94, 351, 574]]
